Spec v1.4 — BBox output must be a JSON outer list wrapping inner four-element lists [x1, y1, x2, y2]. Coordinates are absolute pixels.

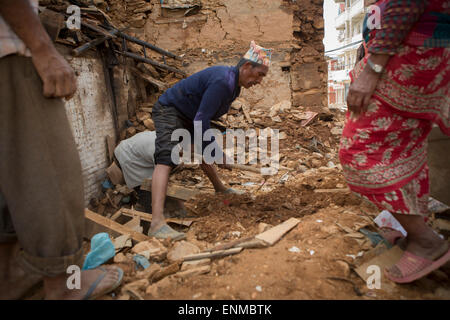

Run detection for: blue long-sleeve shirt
[[158, 65, 241, 155]]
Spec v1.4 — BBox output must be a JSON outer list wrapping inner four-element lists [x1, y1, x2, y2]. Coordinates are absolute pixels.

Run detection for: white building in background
[[327, 0, 368, 109]]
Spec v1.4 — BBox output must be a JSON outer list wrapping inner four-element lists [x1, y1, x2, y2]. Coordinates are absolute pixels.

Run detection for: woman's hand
[[347, 54, 390, 116], [346, 65, 381, 116]]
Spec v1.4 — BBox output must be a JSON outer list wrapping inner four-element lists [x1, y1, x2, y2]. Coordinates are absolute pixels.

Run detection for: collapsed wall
[[46, 0, 327, 204], [104, 0, 327, 112]]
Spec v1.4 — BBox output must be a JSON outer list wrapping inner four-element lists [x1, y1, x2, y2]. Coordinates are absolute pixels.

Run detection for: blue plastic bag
[[82, 233, 116, 270]]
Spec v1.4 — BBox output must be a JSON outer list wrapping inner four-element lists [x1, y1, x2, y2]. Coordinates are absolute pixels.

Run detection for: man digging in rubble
[[149, 41, 272, 240], [0, 0, 123, 299], [112, 130, 188, 217]]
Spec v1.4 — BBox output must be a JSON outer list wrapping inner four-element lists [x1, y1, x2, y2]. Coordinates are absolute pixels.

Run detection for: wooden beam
[[140, 179, 199, 201], [255, 217, 300, 246], [85, 209, 150, 242], [121, 208, 194, 227]]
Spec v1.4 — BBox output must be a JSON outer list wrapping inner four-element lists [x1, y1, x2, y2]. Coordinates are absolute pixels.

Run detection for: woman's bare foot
[[387, 213, 449, 278], [44, 266, 122, 300]]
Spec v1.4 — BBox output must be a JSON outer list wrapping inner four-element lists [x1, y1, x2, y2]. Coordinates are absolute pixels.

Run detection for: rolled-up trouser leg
[[0, 55, 85, 277]]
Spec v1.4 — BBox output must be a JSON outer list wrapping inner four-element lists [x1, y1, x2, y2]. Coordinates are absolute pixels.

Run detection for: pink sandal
[[385, 249, 450, 284]]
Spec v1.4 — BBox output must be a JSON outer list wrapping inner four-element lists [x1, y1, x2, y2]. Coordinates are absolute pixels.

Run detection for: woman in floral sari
[[340, 0, 449, 283]]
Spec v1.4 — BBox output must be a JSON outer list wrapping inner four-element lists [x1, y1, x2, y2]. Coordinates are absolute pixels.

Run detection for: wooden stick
[[72, 29, 120, 56], [116, 50, 186, 75], [209, 236, 254, 252], [183, 247, 243, 262], [117, 31, 182, 60]]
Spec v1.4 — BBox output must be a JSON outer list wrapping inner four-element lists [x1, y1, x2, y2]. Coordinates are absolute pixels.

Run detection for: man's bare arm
[[0, 0, 77, 98], [0, 0, 53, 53]]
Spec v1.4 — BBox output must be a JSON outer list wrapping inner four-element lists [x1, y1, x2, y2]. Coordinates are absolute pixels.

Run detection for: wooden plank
[[121, 208, 194, 227], [255, 217, 300, 246], [183, 247, 243, 262], [85, 209, 150, 242], [140, 178, 199, 201], [355, 246, 404, 282]]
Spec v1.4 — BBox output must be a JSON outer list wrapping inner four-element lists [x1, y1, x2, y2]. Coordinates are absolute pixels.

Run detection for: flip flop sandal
[[83, 266, 124, 300], [385, 248, 450, 284], [148, 224, 186, 241]]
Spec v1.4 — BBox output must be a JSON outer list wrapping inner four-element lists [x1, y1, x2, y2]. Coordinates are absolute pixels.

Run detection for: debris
[[313, 188, 350, 193], [82, 232, 116, 270], [136, 264, 161, 280], [374, 210, 407, 237], [141, 178, 199, 201], [175, 265, 211, 279], [345, 251, 364, 260], [309, 250, 315, 256], [132, 239, 167, 262], [255, 218, 300, 246], [167, 241, 201, 263], [255, 286, 262, 292], [358, 228, 386, 246], [258, 223, 271, 234], [113, 234, 132, 252], [114, 252, 129, 264], [355, 246, 404, 282], [326, 277, 363, 296], [133, 254, 151, 270], [288, 246, 301, 253], [152, 262, 181, 282]]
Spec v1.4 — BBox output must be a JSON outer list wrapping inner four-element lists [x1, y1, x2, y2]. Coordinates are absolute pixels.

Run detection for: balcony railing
[[350, 0, 365, 20], [335, 11, 347, 29]]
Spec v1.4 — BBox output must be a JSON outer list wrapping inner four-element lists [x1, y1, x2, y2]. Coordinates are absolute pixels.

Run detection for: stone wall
[[289, 0, 328, 112]]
